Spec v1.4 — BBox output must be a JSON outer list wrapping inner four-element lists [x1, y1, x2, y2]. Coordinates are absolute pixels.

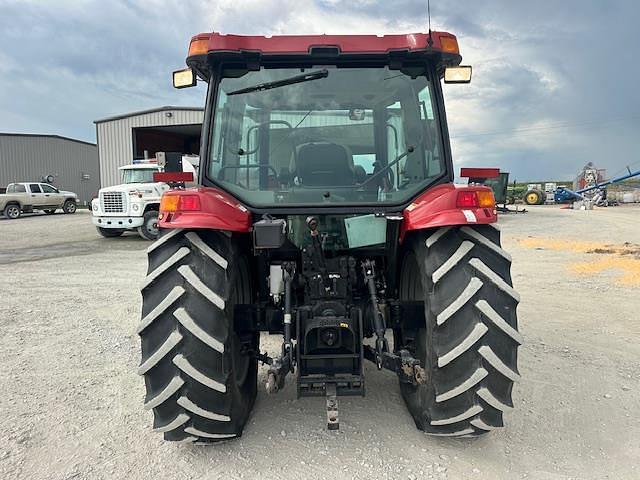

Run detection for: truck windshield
[[208, 66, 446, 207], [121, 168, 157, 184]]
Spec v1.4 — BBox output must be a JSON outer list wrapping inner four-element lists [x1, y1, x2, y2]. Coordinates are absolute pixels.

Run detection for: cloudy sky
[[1, 0, 638, 180]]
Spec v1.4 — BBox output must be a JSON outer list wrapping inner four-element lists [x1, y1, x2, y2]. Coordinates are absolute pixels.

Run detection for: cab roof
[[185, 31, 462, 77], [188, 31, 459, 55]]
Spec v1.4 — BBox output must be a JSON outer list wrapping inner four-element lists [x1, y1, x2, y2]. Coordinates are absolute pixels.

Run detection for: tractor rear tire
[[398, 225, 522, 437], [138, 228, 258, 443], [524, 190, 543, 205]]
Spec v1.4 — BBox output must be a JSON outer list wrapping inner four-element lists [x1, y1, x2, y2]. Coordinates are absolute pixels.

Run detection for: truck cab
[[91, 157, 198, 239]]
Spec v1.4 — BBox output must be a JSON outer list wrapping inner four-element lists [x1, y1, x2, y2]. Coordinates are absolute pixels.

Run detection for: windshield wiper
[[227, 69, 329, 96]]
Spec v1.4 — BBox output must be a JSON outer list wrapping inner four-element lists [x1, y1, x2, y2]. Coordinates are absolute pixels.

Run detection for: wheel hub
[[147, 218, 159, 236]]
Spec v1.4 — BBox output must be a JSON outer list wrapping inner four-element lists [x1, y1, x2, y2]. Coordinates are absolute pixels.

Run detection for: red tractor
[[138, 30, 521, 442]]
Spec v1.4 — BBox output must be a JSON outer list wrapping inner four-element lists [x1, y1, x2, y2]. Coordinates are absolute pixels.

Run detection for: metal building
[[0, 133, 98, 203], [95, 106, 204, 187]]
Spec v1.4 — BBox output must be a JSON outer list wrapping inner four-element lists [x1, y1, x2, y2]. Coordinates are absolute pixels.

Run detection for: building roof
[[0, 132, 96, 147], [94, 106, 204, 125]]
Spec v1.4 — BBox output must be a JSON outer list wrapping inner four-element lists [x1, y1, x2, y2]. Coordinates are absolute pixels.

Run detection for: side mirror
[[173, 68, 197, 89], [444, 66, 472, 84]]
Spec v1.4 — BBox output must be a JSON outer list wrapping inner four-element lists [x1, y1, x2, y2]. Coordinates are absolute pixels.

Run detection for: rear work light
[[160, 194, 201, 212], [456, 190, 495, 208]]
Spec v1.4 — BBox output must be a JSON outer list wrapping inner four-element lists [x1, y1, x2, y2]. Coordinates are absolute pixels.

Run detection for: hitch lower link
[[362, 260, 426, 387], [363, 346, 426, 386]]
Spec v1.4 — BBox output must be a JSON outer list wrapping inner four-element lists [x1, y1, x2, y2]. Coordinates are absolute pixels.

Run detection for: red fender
[[158, 187, 251, 232], [399, 184, 497, 243], [158, 184, 496, 239]]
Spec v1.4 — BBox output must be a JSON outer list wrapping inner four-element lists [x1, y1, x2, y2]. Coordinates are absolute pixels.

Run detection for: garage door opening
[[133, 124, 201, 160]]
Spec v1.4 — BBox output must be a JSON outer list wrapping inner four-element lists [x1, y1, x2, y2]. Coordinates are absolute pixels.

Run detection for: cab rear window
[[208, 66, 445, 208], [8, 184, 26, 193]]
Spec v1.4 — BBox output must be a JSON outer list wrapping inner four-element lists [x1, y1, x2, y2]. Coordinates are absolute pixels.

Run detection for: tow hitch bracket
[[326, 383, 339, 430]]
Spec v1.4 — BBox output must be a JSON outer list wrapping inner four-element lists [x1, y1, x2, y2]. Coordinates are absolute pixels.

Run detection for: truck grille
[[101, 192, 126, 213]]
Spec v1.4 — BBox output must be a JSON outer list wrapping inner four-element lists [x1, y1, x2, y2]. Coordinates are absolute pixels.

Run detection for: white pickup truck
[[91, 156, 198, 240], [0, 182, 78, 219]]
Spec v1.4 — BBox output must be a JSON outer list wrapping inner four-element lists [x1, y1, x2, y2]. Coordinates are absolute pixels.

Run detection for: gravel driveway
[[1, 207, 639, 480]]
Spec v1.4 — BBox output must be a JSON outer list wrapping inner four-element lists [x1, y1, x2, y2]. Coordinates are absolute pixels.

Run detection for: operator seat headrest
[[292, 142, 355, 186]]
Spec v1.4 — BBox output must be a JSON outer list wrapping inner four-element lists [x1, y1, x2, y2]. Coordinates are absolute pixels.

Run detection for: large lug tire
[[96, 227, 125, 238], [137, 210, 160, 241], [63, 199, 77, 214], [398, 225, 522, 437], [138, 228, 258, 443], [3, 204, 21, 219], [524, 190, 542, 205]]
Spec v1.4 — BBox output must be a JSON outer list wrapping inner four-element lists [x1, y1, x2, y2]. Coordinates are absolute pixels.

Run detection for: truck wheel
[[398, 225, 522, 437], [137, 210, 160, 240], [63, 200, 77, 214], [3, 204, 21, 219], [523, 190, 542, 205], [138, 229, 258, 442], [96, 227, 124, 238]]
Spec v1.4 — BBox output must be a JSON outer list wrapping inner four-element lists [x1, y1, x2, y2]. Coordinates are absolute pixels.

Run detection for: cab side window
[[417, 85, 443, 179], [29, 184, 42, 193], [41, 184, 56, 193], [14, 184, 26, 193]]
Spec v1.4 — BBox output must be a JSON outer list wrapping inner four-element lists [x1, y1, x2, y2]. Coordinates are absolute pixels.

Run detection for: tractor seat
[[293, 142, 355, 186]]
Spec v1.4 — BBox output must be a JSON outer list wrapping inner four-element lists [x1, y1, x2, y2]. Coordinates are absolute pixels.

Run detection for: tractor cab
[[173, 32, 470, 211]]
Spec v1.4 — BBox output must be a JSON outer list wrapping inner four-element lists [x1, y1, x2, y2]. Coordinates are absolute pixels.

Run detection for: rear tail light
[[160, 195, 179, 212], [456, 191, 479, 208], [456, 190, 495, 208], [476, 190, 495, 208], [179, 195, 201, 211], [160, 194, 201, 212]]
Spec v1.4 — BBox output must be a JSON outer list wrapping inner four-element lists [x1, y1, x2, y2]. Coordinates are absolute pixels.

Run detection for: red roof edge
[[190, 31, 458, 56]]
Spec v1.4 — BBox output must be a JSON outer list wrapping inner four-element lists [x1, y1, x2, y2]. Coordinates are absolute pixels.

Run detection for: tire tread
[[400, 225, 521, 437]]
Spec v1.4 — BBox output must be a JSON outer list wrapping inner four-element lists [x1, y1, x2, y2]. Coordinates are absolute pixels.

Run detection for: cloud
[[0, 0, 638, 180]]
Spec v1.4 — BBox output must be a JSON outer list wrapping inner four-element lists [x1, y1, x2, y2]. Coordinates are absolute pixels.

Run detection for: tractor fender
[[158, 186, 251, 232], [400, 183, 497, 243]]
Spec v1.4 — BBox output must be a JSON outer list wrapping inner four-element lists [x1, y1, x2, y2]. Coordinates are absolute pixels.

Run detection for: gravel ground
[[0, 207, 639, 480]]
